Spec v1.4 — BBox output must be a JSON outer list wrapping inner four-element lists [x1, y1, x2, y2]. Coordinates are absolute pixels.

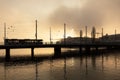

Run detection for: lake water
[[0, 48, 120, 80]]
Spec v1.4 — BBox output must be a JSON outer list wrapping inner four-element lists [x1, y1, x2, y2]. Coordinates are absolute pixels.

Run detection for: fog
[[49, 0, 120, 34]]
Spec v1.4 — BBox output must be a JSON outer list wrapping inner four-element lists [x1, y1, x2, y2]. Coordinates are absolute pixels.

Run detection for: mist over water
[[0, 49, 120, 80]]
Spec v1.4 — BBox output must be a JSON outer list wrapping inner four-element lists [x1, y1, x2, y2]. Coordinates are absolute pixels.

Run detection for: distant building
[[80, 30, 83, 38], [56, 34, 120, 44], [57, 37, 93, 44], [91, 27, 96, 43], [100, 34, 120, 42]]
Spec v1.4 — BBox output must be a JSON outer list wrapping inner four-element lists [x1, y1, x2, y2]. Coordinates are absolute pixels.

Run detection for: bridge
[[0, 42, 120, 61], [1, 20, 120, 61]]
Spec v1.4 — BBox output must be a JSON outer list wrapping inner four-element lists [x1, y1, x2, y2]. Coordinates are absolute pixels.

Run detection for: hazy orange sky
[[0, 0, 120, 42]]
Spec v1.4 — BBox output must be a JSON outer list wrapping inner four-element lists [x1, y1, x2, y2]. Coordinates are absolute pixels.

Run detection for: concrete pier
[[79, 47, 82, 53], [85, 47, 90, 53], [5, 48, 10, 61], [31, 48, 34, 59], [54, 47, 61, 57], [96, 47, 98, 52]]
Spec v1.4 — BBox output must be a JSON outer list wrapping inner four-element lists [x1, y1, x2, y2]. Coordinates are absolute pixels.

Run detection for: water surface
[[0, 49, 120, 80]]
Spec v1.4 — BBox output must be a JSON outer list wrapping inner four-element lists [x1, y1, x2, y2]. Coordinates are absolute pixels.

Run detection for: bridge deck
[[0, 42, 120, 61], [0, 43, 120, 49]]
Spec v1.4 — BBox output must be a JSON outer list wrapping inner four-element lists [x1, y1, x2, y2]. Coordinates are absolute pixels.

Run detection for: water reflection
[[91, 54, 96, 70], [1, 50, 120, 80], [102, 53, 104, 72], [64, 57, 67, 80], [114, 54, 117, 69], [4, 63, 6, 80], [85, 55, 88, 75], [35, 61, 38, 80]]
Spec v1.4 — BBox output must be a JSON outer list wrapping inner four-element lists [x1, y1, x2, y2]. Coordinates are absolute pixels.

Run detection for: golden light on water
[[9, 48, 54, 56], [34, 48, 54, 56]]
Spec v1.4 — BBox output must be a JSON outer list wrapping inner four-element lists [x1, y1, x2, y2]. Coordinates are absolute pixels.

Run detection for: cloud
[[49, 0, 120, 33]]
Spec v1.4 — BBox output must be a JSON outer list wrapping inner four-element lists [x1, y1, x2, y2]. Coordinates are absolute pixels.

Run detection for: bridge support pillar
[[96, 47, 98, 52], [107, 46, 112, 50], [31, 48, 34, 59], [6, 48, 10, 61], [79, 47, 82, 54], [85, 47, 90, 53], [54, 47, 61, 57]]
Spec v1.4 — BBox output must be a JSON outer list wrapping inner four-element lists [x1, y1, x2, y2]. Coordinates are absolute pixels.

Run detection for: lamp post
[[35, 20, 38, 40], [4, 23, 6, 45], [115, 29, 116, 41], [85, 26, 87, 38], [50, 27, 52, 44], [4, 23, 6, 39], [64, 23, 66, 44], [102, 28, 103, 38], [85, 26, 87, 43]]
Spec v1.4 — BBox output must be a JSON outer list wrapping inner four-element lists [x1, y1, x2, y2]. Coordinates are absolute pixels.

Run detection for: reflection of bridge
[[0, 42, 120, 61]]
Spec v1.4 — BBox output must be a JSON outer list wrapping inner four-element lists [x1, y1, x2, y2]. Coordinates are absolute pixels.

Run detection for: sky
[[0, 0, 120, 42]]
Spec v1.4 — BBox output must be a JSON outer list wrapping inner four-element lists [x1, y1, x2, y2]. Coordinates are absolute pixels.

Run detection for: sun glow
[[66, 28, 76, 38], [41, 28, 77, 43]]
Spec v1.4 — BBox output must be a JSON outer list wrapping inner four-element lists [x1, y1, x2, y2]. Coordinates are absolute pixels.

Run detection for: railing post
[[31, 48, 34, 59], [54, 47, 61, 57], [6, 48, 10, 61], [85, 47, 90, 53], [96, 47, 98, 52], [79, 47, 82, 54]]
